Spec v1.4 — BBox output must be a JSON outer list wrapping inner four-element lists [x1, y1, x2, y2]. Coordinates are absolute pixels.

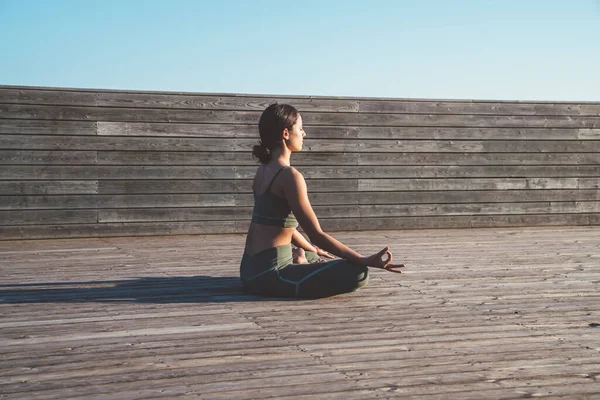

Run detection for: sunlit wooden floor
[[1, 226, 600, 399]]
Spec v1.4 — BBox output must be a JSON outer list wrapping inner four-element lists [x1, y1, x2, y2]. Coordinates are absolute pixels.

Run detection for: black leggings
[[240, 244, 369, 298]]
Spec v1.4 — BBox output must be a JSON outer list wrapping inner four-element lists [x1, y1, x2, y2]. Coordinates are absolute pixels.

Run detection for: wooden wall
[[1, 85, 600, 240]]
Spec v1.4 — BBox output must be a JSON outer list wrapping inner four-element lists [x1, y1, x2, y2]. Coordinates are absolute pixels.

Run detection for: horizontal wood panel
[[355, 177, 600, 191], [1, 190, 597, 211], [98, 122, 600, 140], [0, 88, 360, 112], [0, 181, 99, 195], [5, 135, 600, 153], [3, 87, 600, 115], [0, 150, 98, 164], [3, 165, 600, 180], [6, 202, 600, 225], [2, 214, 599, 239], [0, 221, 246, 239], [97, 179, 251, 194], [93, 177, 600, 195], [3, 119, 598, 141], [91, 202, 600, 223], [304, 112, 600, 128], [358, 100, 600, 116], [4, 150, 599, 166], [3, 104, 600, 128], [96, 93, 359, 112], [0, 119, 96, 135], [3, 190, 600, 210], [319, 213, 600, 231], [96, 151, 600, 166], [0, 209, 97, 225], [2, 87, 598, 237]]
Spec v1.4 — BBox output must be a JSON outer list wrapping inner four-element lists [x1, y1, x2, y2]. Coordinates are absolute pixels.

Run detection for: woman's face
[[285, 114, 306, 152]]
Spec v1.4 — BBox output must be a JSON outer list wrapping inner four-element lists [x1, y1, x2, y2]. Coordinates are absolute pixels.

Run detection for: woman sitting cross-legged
[[240, 103, 405, 298]]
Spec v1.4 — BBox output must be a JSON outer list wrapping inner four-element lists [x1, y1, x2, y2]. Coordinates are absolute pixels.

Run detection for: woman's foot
[[292, 247, 309, 264]]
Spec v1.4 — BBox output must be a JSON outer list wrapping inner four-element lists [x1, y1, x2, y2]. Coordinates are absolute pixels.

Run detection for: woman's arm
[[282, 167, 404, 270], [282, 168, 366, 264], [291, 229, 317, 253]]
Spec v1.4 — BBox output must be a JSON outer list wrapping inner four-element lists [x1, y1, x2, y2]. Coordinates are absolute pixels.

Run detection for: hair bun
[[252, 143, 271, 164]]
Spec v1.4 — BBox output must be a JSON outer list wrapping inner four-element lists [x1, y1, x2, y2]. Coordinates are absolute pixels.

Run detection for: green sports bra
[[251, 166, 299, 228]]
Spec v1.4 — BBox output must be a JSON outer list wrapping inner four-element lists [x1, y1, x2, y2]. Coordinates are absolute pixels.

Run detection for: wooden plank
[[0, 134, 257, 151], [5, 135, 600, 153], [4, 190, 600, 210], [580, 105, 600, 116], [93, 151, 600, 166], [358, 100, 592, 115], [0, 150, 98, 164], [3, 104, 600, 128], [3, 165, 600, 180], [355, 177, 600, 191], [0, 119, 96, 135], [311, 190, 600, 205], [98, 122, 600, 141], [0, 88, 97, 105], [4, 87, 600, 116], [0, 181, 98, 195], [0, 210, 97, 225], [0, 220, 247, 239], [97, 121, 257, 138], [1, 214, 599, 239], [0, 87, 360, 112], [317, 213, 600, 231], [95, 177, 600, 195], [96, 92, 360, 112], [93, 202, 600, 223], [303, 112, 600, 128]]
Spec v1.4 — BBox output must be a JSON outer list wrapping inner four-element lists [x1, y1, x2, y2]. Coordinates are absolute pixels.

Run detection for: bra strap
[[265, 166, 288, 192]]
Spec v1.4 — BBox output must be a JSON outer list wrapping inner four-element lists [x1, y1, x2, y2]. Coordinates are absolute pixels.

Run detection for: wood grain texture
[[96, 177, 600, 194], [1, 214, 599, 239], [90, 201, 600, 223], [4, 190, 600, 210], [3, 103, 600, 127], [2, 86, 599, 239], [3, 165, 600, 180], [97, 122, 600, 140], [5, 135, 600, 153], [0, 119, 96, 135], [1, 227, 600, 398], [3, 86, 600, 115]]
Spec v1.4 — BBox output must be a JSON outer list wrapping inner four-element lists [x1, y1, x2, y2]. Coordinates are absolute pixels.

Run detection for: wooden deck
[[1, 227, 599, 399]]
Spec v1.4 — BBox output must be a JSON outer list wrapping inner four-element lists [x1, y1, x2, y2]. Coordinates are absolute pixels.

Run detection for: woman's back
[[244, 163, 296, 257]]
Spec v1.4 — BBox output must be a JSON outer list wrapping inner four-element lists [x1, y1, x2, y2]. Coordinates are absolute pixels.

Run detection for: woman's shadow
[[0, 276, 282, 303]]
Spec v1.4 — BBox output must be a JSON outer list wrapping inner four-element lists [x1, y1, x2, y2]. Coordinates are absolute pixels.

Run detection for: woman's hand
[[362, 247, 406, 273], [313, 246, 335, 262]]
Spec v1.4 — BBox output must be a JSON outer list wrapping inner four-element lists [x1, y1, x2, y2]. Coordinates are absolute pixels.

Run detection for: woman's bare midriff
[[244, 222, 295, 257]]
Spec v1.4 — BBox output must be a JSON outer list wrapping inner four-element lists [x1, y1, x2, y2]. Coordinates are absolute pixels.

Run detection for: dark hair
[[252, 103, 300, 164]]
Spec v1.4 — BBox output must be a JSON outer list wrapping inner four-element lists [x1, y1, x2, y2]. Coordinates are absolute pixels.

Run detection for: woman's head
[[252, 103, 302, 164]]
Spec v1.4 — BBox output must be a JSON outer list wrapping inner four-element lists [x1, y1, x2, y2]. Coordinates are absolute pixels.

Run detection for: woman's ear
[[282, 128, 290, 140]]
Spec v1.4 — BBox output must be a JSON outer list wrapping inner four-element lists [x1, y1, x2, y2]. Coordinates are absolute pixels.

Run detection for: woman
[[240, 103, 404, 298]]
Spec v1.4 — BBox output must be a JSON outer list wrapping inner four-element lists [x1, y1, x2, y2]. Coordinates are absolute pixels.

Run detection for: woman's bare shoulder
[[282, 166, 305, 182], [278, 166, 307, 197]]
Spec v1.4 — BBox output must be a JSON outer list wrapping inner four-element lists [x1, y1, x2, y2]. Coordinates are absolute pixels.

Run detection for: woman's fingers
[[387, 263, 406, 269], [317, 249, 335, 259], [384, 264, 405, 273], [378, 247, 391, 264]]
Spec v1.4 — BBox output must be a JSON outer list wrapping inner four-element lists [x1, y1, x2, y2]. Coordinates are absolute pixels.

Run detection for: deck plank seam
[[227, 302, 375, 394], [377, 270, 600, 359]]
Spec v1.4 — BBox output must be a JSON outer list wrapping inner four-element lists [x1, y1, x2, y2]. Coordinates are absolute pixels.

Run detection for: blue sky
[[1, 0, 599, 101]]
